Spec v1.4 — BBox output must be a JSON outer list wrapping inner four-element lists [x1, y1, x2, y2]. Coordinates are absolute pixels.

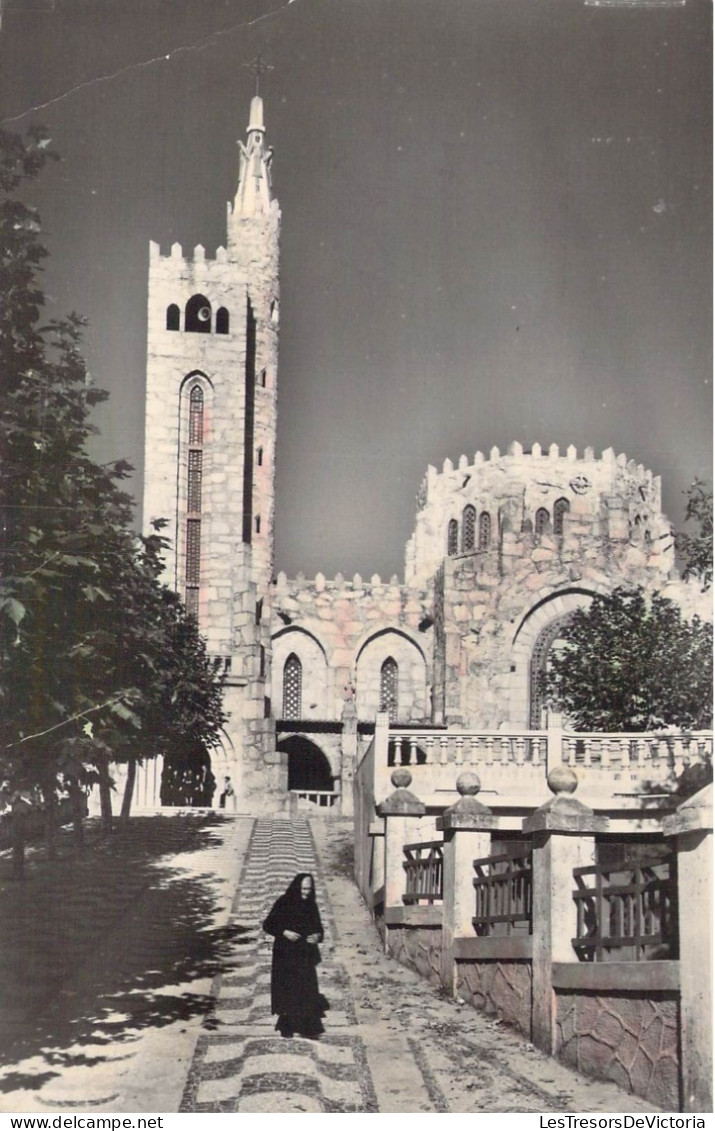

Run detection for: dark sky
[[1, 0, 711, 579]]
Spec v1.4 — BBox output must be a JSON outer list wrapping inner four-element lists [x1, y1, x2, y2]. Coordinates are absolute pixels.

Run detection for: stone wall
[[388, 925, 443, 989], [456, 959, 533, 1038], [271, 572, 432, 725], [555, 989, 680, 1112]]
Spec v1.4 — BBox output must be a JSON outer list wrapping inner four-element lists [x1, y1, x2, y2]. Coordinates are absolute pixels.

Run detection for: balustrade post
[[663, 783, 713, 1113], [523, 767, 608, 1055], [376, 770, 426, 952], [545, 712, 565, 776], [436, 772, 498, 996]]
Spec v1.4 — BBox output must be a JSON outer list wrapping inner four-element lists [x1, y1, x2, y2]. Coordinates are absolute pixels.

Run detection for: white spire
[[232, 95, 273, 218]]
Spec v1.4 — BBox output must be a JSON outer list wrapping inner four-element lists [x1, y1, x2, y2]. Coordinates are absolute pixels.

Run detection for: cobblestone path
[[179, 818, 661, 1115], [180, 818, 378, 1113]]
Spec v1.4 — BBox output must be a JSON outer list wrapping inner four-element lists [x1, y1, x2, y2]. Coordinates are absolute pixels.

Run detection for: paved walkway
[[178, 817, 660, 1115]]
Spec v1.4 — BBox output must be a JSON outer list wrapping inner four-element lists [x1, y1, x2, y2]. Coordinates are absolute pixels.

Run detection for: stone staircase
[[180, 818, 378, 1112]]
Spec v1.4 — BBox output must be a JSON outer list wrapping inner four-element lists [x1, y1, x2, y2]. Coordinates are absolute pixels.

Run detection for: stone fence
[[358, 764, 712, 1113]]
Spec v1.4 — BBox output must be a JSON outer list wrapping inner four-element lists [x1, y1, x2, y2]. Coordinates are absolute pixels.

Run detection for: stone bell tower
[[142, 93, 283, 804]]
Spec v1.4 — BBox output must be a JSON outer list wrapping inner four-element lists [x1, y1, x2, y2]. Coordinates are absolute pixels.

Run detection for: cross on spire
[[249, 54, 274, 97]]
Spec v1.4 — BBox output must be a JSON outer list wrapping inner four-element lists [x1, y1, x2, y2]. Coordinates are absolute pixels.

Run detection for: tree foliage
[[0, 126, 227, 864], [543, 587, 713, 732], [675, 479, 713, 591]]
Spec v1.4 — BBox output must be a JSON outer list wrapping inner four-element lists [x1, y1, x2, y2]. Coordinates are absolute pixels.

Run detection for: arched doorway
[[529, 615, 573, 728], [160, 743, 216, 807], [278, 736, 335, 792]]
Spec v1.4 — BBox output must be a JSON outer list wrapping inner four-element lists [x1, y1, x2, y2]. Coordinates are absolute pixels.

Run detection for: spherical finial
[[391, 768, 412, 789], [456, 771, 481, 796], [547, 766, 578, 795]]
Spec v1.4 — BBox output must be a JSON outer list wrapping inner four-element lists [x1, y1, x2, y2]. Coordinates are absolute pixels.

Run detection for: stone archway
[[507, 588, 603, 727], [278, 736, 335, 792], [528, 615, 573, 728]]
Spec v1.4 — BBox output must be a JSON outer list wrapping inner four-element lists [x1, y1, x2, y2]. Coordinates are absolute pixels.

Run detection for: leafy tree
[[675, 479, 713, 591], [0, 126, 140, 851], [0, 126, 227, 869], [543, 587, 712, 732]]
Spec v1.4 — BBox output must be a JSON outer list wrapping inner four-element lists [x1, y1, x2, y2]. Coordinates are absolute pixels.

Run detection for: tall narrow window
[[283, 654, 302, 719], [447, 519, 459, 556], [185, 385, 204, 619], [462, 505, 476, 551], [478, 511, 491, 550], [242, 300, 256, 544], [553, 497, 570, 536], [535, 508, 550, 537], [166, 303, 180, 331], [189, 385, 204, 443], [380, 657, 399, 722], [216, 307, 229, 334]]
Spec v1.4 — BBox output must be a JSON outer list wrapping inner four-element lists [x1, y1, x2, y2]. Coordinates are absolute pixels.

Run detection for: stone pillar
[[377, 770, 426, 943], [436, 772, 498, 996], [663, 783, 713, 1113], [339, 692, 358, 818], [523, 766, 608, 1054]]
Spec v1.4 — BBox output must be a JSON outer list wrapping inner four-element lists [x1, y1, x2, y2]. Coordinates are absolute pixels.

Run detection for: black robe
[[262, 889, 325, 1034]]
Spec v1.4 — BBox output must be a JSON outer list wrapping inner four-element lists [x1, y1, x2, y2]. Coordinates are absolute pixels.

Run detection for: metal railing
[[572, 855, 678, 962], [402, 840, 444, 904], [472, 845, 533, 936]]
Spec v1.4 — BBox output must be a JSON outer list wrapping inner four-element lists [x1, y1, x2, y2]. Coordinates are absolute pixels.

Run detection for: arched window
[[529, 616, 573, 728], [535, 508, 550, 537], [462, 505, 476, 551], [216, 307, 229, 334], [189, 385, 204, 444], [185, 293, 212, 334], [166, 303, 180, 331], [185, 385, 205, 619], [478, 511, 491, 550], [380, 657, 399, 723], [447, 519, 459, 556], [283, 654, 302, 719], [553, 497, 570, 536]]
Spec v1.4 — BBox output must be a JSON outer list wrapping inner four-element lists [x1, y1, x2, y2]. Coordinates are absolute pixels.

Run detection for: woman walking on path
[[262, 873, 326, 1039]]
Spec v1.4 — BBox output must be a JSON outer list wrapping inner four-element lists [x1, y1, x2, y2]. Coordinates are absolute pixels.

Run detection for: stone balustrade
[[370, 714, 713, 810], [388, 729, 547, 768]]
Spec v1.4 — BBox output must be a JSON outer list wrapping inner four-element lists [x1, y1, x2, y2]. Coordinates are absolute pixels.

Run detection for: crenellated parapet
[[405, 442, 671, 589]]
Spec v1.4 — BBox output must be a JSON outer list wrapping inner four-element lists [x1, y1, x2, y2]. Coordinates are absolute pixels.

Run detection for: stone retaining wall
[[388, 925, 443, 990], [555, 989, 680, 1111], [456, 959, 533, 1038]]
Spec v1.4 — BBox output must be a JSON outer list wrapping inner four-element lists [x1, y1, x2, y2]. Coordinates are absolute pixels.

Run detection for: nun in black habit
[[262, 872, 326, 1038]]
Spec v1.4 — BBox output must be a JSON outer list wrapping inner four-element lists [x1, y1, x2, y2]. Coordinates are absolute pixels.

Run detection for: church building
[[142, 95, 705, 813]]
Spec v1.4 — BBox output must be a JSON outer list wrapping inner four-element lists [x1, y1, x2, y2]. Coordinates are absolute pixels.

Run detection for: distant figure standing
[[219, 775, 235, 810], [262, 873, 325, 1038]]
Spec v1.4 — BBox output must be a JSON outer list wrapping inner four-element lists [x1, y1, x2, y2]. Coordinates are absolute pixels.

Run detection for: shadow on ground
[[0, 814, 247, 1089]]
